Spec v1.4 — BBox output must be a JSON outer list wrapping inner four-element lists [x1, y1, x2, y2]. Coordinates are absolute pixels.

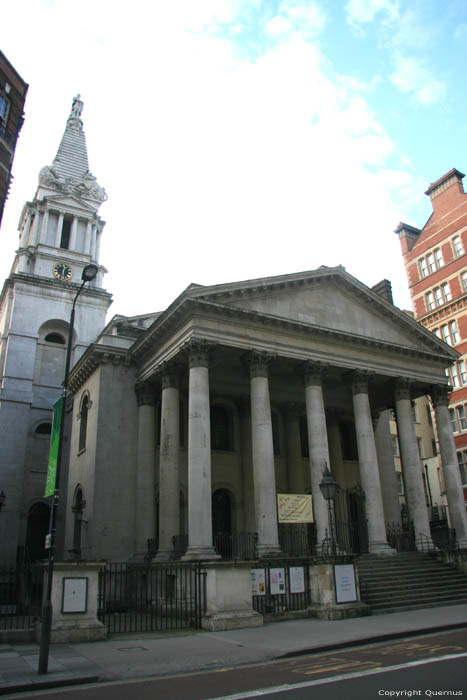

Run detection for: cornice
[[0, 272, 112, 303], [68, 344, 133, 393]]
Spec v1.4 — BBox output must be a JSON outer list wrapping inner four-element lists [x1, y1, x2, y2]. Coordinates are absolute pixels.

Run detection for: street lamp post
[[319, 464, 338, 556], [38, 264, 98, 675]]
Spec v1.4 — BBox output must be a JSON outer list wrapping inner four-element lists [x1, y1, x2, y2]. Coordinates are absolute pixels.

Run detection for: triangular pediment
[[40, 192, 97, 213], [188, 267, 455, 358]]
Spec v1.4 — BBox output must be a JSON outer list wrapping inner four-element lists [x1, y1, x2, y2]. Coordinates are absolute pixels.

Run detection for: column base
[[182, 546, 220, 561], [256, 543, 283, 558], [368, 540, 397, 555], [154, 547, 174, 562], [130, 550, 150, 562]]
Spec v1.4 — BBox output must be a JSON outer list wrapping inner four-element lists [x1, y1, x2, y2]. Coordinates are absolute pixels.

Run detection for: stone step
[[355, 552, 467, 614], [361, 579, 467, 595]]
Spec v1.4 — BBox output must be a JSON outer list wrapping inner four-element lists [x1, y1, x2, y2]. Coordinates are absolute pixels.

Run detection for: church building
[[2, 98, 467, 572], [63, 267, 467, 562]]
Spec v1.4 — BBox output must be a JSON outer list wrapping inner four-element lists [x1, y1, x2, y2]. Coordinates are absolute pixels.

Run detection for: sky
[[1, 0, 467, 318]]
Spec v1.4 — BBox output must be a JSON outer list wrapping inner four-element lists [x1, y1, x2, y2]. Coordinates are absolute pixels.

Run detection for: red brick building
[[0, 51, 28, 228], [396, 168, 467, 506]]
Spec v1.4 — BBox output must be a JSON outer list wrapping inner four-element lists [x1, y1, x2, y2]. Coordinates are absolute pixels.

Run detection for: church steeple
[[37, 95, 106, 206], [12, 95, 107, 285]]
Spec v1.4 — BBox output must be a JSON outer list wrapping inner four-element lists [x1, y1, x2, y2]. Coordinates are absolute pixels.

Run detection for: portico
[[65, 267, 466, 563]]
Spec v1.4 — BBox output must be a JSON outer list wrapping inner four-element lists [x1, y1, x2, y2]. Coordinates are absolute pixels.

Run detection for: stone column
[[239, 396, 255, 533], [303, 363, 331, 548], [395, 379, 433, 547], [284, 403, 305, 493], [183, 341, 218, 560], [352, 373, 395, 554], [55, 212, 64, 247], [155, 364, 181, 561], [90, 225, 97, 260], [70, 216, 78, 250], [31, 210, 40, 246], [249, 351, 281, 556], [374, 409, 402, 527], [39, 207, 49, 244], [84, 220, 93, 255], [431, 385, 467, 547], [134, 382, 157, 559]]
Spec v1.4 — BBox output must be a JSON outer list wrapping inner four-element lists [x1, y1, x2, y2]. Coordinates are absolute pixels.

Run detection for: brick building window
[[457, 451, 467, 485], [450, 320, 459, 345], [452, 235, 464, 258], [461, 271, 467, 292], [419, 249, 444, 279], [426, 291, 435, 310], [419, 258, 428, 278], [456, 405, 467, 431], [441, 282, 451, 302]]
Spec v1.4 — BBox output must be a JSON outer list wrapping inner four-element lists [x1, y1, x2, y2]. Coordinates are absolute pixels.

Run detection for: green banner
[[44, 398, 63, 497]]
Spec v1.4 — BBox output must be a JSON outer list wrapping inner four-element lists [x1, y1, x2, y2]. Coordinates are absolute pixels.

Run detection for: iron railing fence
[[386, 519, 458, 553], [251, 558, 311, 616], [214, 532, 257, 560], [386, 521, 415, 552], [0, 564, 43, 630], [98, 561, 206, 634]]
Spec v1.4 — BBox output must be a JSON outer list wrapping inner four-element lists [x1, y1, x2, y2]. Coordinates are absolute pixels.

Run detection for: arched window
[[79, 395, 89, 452], [44, 333, 65, 344], [35, 422, 52, 435]]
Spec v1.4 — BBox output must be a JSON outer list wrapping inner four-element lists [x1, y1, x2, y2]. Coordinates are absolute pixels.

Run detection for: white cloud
[[0, 0, 416, 317], [389, 53, 447, 105], [264, 0, 326, 40], [345, 0, 399, 29]]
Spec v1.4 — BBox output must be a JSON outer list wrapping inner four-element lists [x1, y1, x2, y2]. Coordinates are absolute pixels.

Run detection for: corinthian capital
[[394, 377, 411, 402], [157, 361, 182, 389], [247, 350, 275, 378], [352, 370, 371, 396], [183, 339, 211, 369], [135, 382, 157, 407], [430, 384, 451, 408], [301, 360, 328, 387]]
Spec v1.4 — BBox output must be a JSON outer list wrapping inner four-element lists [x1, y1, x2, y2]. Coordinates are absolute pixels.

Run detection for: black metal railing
[[214, 532, 257, 560], [98, 561, 206, 634], [386, 521, 415, 552], [0, 564, 43, 630]]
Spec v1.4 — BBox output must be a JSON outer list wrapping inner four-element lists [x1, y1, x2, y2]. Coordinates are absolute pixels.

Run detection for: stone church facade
[[64, 266, 467, 562], [0, 97, 112, 564], [2, 97, 467, 570]]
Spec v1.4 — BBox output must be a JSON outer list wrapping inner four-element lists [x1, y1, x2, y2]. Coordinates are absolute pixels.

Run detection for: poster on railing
[[251, 568, 266, 595], [277, 494, 313, 523], [270, 567, 286, 595], [334, 564, 357, 603], [289, 566, 305, 594]]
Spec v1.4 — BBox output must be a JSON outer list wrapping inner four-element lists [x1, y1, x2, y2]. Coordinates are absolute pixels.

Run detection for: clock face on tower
[[53, 263, 73, 281]]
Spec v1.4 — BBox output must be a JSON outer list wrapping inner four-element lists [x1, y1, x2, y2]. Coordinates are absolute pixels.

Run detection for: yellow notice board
[[277, 494, 313, 523]]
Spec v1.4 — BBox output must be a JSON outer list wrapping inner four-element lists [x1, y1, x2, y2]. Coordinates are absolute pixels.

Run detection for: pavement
[[1, 604, 467, 696]]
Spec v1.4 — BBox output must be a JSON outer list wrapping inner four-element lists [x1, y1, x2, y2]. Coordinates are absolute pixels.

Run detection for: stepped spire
[[38, 95, 106, 205]]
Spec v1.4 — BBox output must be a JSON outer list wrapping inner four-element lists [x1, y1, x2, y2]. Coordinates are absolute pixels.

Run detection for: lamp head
[[319, 465, 337, 501], [81, 264, 98, 282]]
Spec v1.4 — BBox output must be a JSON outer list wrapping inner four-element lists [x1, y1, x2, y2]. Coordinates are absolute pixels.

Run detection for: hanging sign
[[277, 494, 313, 523], [44, 397, 63, 497]]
